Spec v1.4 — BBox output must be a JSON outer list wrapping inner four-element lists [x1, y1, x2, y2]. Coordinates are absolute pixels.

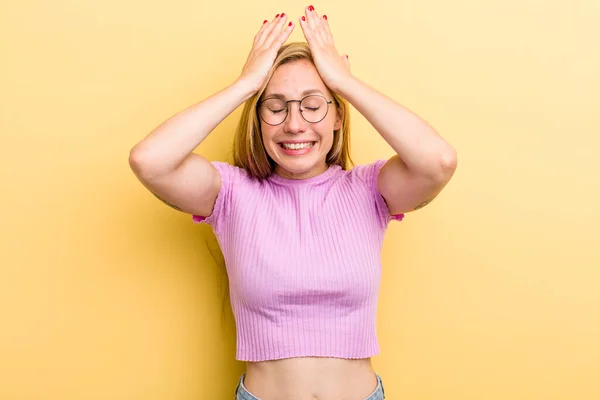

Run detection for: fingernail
[[263, 20, 268, 24], [281, 12, 286, 17], [346, 55, 349, 59], [323, 15, 328, 20], [275, 14, 280, 18], [302, 16, 306, 21], [309, 5, 315, 11], [288, 21, 292, 26]]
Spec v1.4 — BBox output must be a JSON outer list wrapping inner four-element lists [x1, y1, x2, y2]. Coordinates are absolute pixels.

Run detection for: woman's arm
[[129, 80, 256, 179], [129, 14, 295, 216], [336, 77, 457, 214], [129, 13, 294, 178], [298, 6, 457, 214]]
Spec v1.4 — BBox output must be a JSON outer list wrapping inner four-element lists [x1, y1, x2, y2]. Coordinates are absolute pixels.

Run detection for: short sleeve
[[191, 161, 239, 235], [351, 159, 405, 228]]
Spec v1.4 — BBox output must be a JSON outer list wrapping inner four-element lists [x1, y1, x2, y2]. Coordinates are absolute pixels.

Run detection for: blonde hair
[[232, 42, 354, 178]]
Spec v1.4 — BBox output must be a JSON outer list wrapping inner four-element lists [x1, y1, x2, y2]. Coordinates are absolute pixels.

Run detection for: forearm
[[129, 78, 256, 176], [337, 76, 456, 177]]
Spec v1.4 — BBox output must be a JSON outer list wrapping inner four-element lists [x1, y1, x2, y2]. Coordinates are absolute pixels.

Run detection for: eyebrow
[[263, 89, 325, 100]]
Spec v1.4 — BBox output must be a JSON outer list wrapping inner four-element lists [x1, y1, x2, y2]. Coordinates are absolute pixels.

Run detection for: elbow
[[128, 145, 181, 183], [128, 146, 146, 174], [440, 146, 458, 180], [429, 146, 458, 183], [128, 146, 159, 181], [441, 146, 458, 174]]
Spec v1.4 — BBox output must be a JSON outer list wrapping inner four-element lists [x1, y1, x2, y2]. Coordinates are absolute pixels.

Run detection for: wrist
[[232, 77, 261, 101], [330, 73, 357, 97]]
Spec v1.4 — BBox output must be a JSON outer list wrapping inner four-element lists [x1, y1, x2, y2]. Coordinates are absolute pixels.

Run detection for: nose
[[283, 101, 307, 133]]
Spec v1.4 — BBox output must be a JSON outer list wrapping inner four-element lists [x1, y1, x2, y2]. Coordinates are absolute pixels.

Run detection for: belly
[[243, 357, 378, 400]]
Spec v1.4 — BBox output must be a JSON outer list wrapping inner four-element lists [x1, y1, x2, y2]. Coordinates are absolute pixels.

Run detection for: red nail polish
[[323, 15, 328, 20], [281, 12, 285, 17], [263, 20, 268, 24], [288, 21, 292, 26], [302, 16, 306, 21], [275, 14, 280, 18], [309, 5, 315, 11]]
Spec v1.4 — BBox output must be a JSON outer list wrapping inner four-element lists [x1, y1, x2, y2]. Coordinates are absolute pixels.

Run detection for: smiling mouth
[[278, 141, 316, 150]]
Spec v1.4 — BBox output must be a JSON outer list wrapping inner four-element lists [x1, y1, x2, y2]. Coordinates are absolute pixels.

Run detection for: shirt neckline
[[267, 164, 340, 186]]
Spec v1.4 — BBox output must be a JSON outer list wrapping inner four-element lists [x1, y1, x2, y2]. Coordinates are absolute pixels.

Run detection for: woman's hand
[[238, 14, 295, 94], [299, 5, 352, 93]]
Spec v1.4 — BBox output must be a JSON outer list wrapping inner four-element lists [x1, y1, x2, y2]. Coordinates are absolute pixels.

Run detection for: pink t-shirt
[[193, 160, 403, 361]]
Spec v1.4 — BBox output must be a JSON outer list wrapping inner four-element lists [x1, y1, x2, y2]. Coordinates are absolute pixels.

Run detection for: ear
[[333, 105, 343, 131]]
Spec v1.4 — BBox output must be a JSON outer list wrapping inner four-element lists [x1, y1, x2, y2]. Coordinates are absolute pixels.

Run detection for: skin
[[146, 4, 456, 398], [244, 358, 379, 400], [260, 59, 342, 181], [242, 9, 381, 400]]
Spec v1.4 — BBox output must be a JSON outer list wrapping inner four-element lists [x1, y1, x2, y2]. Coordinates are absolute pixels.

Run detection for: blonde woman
[[129, 5, 457, 400]]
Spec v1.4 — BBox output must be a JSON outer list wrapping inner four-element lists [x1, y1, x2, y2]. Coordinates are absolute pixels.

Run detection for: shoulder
[[210, 161, 247, 176], [210, 161, 253, 186], [342, 160, 387, 185]]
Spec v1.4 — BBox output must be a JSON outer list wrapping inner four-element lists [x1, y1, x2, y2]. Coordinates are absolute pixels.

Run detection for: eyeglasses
[[257, 94, 333, 126]]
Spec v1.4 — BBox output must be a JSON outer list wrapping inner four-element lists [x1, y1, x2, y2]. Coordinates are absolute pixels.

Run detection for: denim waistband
[[235, 372, 385, 400]]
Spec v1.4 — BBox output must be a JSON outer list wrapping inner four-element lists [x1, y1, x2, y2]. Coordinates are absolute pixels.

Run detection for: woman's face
[[259, 59, 342, 180]]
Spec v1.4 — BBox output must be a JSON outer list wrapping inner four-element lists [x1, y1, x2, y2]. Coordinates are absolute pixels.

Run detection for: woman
[[129, 5, 457, 400]]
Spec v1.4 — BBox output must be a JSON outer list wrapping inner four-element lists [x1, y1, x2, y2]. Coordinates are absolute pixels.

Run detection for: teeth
[[281, 142, 314, 150]]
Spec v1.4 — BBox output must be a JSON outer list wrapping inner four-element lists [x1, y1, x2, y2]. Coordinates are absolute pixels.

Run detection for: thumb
[[342, 54, 350, 70]]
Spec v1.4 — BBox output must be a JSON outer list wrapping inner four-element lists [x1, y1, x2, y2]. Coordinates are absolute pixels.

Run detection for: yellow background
[[2, 0, 599, 398]]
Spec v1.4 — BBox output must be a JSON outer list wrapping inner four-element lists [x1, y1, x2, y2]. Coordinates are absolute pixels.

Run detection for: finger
[[299, 13, 318, 46], [255, 13, 285, 47], [304, 5, 329, 44], [253, 18, 271, 45], [320, 14, 334, 44], [262, 12, 288, 48], [274, 20, 295, 48], [254, 14, 274, 45], [305, 5, 320, 31]]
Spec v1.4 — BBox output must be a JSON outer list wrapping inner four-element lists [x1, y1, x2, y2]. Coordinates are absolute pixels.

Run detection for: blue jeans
[[235, 372, 386, 400]]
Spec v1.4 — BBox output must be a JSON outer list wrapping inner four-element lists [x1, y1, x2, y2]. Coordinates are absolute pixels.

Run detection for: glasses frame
[[257, 94, 334, 126]]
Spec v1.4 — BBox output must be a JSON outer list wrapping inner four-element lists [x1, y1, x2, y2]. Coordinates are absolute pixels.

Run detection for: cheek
[[261, 126, 277, 144], [326, 110, 339, 129], [315, 117, 337, 139]]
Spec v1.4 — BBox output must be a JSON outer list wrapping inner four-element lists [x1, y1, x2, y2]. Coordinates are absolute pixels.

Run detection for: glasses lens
[[300, 95, 328, 123], [259, 99, 287, 125]]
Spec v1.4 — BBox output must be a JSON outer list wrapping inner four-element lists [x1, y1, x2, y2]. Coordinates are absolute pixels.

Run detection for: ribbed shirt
[[192, 160, 403, 362]]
